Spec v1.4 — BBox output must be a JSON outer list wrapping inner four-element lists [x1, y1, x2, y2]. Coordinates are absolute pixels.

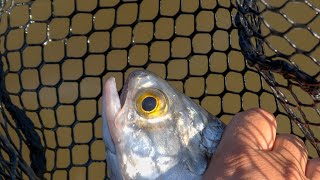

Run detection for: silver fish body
[[102, 70, 225, 180]]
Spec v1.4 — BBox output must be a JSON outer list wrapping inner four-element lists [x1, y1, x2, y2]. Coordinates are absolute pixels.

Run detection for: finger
[[218, 108, 277, 151], [306, 158, 320, 179], [272, 134, 308, 173]]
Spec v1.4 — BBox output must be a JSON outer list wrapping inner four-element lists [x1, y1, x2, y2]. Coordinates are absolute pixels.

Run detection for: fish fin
[[200, 115, 225, 157]]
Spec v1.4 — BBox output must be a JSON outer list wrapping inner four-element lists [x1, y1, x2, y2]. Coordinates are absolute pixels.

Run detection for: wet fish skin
[[102, 70, 225, 180]]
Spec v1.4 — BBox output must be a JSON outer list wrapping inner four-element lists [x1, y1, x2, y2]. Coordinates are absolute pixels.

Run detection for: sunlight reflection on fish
[[102, 70, 225, 180]]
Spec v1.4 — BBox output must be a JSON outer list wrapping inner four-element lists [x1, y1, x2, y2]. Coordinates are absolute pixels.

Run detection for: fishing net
[[0, 0, 318, 179]]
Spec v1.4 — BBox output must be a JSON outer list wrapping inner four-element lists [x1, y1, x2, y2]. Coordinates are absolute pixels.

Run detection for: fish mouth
[[103, 70, 150, 144], [119, 80, 129, 108], [120, 70, 149, 107], [102, 77, 122, 147]]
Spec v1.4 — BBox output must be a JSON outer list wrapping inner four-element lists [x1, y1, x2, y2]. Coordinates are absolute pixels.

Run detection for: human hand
[[203, 108, 320, 179]]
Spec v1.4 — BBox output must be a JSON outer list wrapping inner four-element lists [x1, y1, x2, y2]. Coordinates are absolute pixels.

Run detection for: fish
[[102, 70, 225, 180]]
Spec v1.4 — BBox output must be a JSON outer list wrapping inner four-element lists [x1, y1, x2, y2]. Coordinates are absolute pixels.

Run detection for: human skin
[[202, 108, 320, 180]]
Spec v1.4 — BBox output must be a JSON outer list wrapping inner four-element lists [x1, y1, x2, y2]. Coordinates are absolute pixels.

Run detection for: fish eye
[[141, 96, 157, 112], [135, 89, 167, 118]]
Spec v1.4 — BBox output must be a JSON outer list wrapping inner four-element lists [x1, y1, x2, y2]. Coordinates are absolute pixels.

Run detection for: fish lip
[[120, 83, 128, 107], [120, 70, 149, 107], [102, 77, 121, 150]]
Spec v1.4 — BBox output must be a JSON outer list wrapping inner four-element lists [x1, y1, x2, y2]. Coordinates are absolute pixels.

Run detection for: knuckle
[[275, 134, 308, 160], [232, 108, 276, 126], [250, 108, 275, 119], [278, 134, 305, 148], [239, 108, 275, 120]]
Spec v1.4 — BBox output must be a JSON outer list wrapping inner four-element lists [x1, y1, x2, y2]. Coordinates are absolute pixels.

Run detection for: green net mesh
[[0, 0, 318, 179]]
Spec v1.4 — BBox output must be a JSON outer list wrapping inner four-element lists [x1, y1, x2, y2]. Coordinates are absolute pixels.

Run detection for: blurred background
[[0, 0, 319, 179]]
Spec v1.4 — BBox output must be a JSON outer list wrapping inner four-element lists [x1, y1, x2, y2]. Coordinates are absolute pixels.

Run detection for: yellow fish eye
[[135, 89, 167, 118], [141, 96, 157, 112]]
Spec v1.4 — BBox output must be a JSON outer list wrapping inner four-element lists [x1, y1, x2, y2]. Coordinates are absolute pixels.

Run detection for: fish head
[[103, 70, 220, 179], [120, 70, 177, 130]]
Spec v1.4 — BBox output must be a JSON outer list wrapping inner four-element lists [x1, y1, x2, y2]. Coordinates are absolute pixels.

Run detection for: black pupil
[[142, 97, 157, 112]]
